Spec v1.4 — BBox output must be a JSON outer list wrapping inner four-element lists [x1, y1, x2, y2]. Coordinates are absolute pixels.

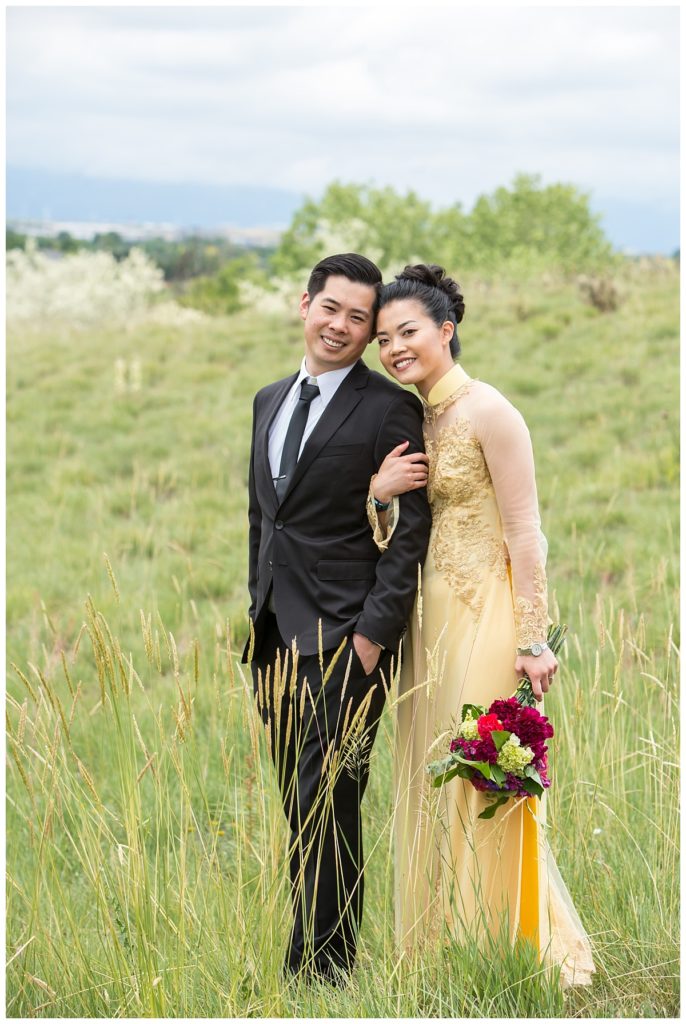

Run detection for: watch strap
[[517, 641, 549, 656]]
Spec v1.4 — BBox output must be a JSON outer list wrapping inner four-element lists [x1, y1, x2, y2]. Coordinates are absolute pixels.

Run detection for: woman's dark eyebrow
[[377, 319, 417, 336]]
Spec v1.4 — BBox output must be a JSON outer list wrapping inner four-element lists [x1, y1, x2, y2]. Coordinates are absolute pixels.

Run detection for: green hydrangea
[[496, 734, 534, 778], [457, 712, 480, 741]]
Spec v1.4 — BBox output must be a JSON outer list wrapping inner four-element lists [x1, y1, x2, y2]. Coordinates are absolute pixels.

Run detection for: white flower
[[457, 713, 480, 741], [496, 735, 534, 777]]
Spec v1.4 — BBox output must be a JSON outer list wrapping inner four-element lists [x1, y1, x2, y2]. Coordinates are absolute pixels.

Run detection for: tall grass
[[6, 262, 679, 1016], [6, 572, 678, 1016]]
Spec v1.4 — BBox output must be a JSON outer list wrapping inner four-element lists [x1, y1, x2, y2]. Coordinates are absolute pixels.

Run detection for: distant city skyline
[[7, 6, 680, 253]]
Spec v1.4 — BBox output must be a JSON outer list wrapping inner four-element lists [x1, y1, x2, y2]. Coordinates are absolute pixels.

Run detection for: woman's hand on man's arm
[[372, 440, 430, 503]]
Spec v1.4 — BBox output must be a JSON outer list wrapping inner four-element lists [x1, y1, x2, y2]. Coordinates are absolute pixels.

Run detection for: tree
[[92, 232, 130, 260], [271, 181, 440, 277], [462, 173, 614, 275], [6, 229, 27, 250], [270, 174, 615, 282], [178, 253, 264, 315], [52, 231, 80, 254]]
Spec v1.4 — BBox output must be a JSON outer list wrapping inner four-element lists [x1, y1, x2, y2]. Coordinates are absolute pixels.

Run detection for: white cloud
[[6, 5, 679, 207]]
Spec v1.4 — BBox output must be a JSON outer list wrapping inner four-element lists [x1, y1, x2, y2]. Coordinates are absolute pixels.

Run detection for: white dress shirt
[[268, 358, 357, 483]]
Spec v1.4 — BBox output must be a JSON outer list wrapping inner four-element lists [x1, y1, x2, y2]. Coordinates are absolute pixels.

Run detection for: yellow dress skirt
[[394, 556, 594, 986]]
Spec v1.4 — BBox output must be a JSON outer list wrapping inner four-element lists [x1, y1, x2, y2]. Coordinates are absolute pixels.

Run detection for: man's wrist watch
[[517, 641, 549, 657], [373, 496, 391, 511]]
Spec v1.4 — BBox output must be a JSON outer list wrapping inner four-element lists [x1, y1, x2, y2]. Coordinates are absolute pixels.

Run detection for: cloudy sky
[[6, 5, 680, 246]]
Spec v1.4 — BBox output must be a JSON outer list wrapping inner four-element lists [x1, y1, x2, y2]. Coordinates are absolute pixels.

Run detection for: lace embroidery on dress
[[423, 379, 477, 426], [427, 418, 508, 620], [514, 562, 548, 648]]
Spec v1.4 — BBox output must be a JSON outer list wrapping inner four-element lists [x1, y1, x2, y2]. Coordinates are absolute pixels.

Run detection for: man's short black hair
[[307, 253, 382, 301]]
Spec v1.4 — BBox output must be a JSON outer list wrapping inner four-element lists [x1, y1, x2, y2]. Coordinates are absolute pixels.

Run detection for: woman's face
[[376, 298, 455, 394]]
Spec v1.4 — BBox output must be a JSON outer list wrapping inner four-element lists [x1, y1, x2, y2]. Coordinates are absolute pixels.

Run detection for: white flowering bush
[[312, 218, 384, 272], [6, 242, 171, 328], [237, 276, 302, 317], [143, 301, 209, 327]]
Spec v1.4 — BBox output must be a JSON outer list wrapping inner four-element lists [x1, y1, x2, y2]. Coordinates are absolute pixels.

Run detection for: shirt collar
[[299, 357, 357, 404], [426, 363, 471, 407]]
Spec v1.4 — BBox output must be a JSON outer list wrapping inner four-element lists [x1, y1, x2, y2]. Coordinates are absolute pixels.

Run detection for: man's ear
[[299, 291, 310, 322], [366, 320, 377, 346]]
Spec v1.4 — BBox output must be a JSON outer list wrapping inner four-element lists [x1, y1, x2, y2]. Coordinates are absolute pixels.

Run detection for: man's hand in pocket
[[352, 632, 381, 676]]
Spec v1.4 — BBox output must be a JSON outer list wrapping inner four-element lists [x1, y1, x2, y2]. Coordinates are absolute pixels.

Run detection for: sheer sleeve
[[366, 475, 400, 552], [471, 386, 549, 648]]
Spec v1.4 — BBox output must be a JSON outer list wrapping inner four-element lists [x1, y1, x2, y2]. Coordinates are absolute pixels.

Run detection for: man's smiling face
[[299, 275, 377, 375]]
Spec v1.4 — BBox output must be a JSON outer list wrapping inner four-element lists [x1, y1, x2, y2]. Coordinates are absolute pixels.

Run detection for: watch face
[[531, 643, 543, 656]]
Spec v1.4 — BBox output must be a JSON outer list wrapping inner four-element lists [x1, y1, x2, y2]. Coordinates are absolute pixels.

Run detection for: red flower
[[477, 713, 503, 740], [489, 698, 554, 746]]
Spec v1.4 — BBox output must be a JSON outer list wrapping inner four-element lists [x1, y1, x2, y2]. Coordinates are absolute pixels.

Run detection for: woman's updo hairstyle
[[378, 263, 465, 358]]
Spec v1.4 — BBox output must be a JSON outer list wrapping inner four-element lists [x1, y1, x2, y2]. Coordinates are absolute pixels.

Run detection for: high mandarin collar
[[426, 363, 472, 407]]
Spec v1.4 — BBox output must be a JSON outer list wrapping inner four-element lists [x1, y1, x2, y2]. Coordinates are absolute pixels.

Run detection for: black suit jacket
[[242, 359, 431, 660]]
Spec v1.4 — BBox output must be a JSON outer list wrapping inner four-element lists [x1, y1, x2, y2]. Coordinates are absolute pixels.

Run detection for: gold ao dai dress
[[370, 364, 594, 987]]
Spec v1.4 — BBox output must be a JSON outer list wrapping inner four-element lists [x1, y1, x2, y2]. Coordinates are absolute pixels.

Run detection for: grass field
[[6, 263, 680, 1016]]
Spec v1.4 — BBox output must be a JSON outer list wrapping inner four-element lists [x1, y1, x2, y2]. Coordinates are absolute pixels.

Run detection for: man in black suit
[[243, 253, 430, 981]]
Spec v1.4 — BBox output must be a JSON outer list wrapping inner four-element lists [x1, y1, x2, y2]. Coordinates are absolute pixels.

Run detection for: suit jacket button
[[275, 520, 284, 530], [268, 560, 273, 569]]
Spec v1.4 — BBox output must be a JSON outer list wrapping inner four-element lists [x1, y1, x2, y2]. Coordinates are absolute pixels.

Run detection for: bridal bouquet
[[426, 625, 566, 819]]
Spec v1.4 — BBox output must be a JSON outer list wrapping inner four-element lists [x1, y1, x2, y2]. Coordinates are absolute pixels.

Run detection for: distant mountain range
[[7, 166, 304, 230], [6, 166, 679, 255]]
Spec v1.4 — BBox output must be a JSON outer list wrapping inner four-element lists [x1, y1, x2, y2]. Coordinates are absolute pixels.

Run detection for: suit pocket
[[316, 560, 377, 581], [349, 639, 373, 678], [315, 443, 364, 458]]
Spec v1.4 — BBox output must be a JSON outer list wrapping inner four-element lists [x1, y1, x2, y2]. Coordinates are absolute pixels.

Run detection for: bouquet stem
[[513, 624, 568, 708]]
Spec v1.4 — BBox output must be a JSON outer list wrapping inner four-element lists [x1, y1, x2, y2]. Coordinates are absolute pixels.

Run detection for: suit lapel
[[280, 360, 368, 504], [257, 372, 298, 512]]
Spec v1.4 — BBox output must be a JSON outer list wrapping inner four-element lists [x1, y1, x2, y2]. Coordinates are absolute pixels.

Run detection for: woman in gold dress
[[368, 264, 594, 987]]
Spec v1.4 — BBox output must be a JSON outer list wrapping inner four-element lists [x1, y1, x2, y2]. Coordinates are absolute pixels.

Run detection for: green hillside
[[6, 263, 679, 1017]]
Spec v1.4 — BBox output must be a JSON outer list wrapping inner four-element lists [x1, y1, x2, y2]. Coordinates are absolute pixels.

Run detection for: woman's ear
[[442, 320, 455, 348]]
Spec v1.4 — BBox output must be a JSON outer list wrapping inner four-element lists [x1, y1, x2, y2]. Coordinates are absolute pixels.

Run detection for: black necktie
[[275, 377, 320, 500]]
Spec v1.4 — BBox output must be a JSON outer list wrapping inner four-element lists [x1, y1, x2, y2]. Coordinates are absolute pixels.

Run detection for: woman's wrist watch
[[517, 641, 549, 657]]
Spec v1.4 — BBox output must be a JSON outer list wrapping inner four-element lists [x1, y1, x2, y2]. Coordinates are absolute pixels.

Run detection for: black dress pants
[[251, 612, 389, 981]]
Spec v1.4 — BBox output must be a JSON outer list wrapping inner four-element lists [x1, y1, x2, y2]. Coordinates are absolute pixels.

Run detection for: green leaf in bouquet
[[520, 777, 544, 797], [431, 765, 462, 787], [478, 793, 510, 820], [490, 729, 511, 752], [469, 760, 492, 780], [431, 763, 476, 787], [523, 765, 543, 786], [461, 703, 485, 722], [489, 764, 507, 786], [449, 752, 483, 770], [426, 754, 456, 777]]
